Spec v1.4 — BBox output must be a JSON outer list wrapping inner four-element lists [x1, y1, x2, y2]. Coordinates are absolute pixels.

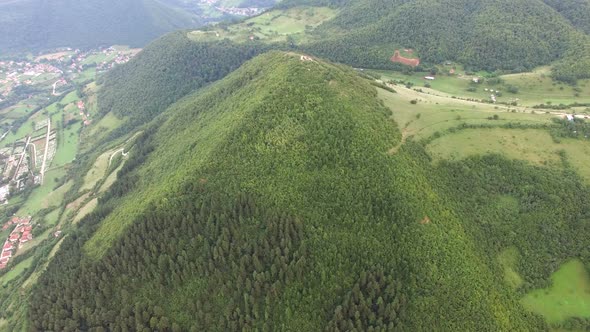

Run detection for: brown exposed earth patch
[[391, 50, 420, 67], [420, 216, 431, 224]]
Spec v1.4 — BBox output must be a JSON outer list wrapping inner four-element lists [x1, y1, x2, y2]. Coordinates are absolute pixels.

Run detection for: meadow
[[377, 86, 554, 141], [376, 67, 590, 107], [522, 260, 590, 324], [188, 6, 337, 43]]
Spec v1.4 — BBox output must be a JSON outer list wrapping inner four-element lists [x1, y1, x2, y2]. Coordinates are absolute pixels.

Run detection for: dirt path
[[108, 148, 125, 166], [388, 129, 409, 155]]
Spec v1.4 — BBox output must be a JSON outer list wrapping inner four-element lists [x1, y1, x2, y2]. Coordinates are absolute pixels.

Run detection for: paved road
[[40, 117, 51, 184]]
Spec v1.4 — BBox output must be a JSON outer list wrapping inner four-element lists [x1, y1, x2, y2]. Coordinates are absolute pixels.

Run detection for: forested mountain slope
[[95, 0, 590, 133], [0, 0, 200, 53], [543, 0, 590, 34], [300, 0, 590, 82], [28, 52, 590, 331], [97, 31, 270, 135]]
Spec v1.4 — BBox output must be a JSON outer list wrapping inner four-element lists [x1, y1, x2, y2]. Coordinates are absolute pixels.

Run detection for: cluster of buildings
[[0, 119, 56, 203], [0, 61, 63, 99], [1, 216, 33, 269], [77, 100, 92, 126], [96, 48, 136, 72], [216, 6, 265, 16], [1, 46, 137, 103]]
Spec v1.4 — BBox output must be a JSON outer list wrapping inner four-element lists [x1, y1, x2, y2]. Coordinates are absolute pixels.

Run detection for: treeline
[[97, 32, 271, 137], [436, 152, 590, 294]]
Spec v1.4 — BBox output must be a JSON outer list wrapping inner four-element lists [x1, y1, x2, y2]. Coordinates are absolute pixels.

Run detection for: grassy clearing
[[425, 128, 590, 182], [60, 91, 79, 105], [41, 180, 72, 211], [498, 246, 523, 290], [73, 198, 97, 224], [82, 112, 124, 149], [501, 68, 590, 106], [377, 87, 554, 141], [376, 67, 590, 107], [80, 149, 112, 191], [43, 208, 61, 227], [99, 162, 124, 193], [52, 121, 82, 166], [73, 68, 96, 83], [188, 7, 337, 44], [0, 256, 33, 286], [426, 129, 561, 167], [559, 139, 590, 184], [17, 168, 66, 215], [522, 259, 590, 324]]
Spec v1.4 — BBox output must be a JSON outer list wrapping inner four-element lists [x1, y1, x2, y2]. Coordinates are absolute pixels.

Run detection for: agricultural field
[[376, 67, 590, 108], [188, 7, 337, 44], [522, 260, 590, 324], [0, 257, 33, 286], [424, 128, 590, 182], [378, 86, 554, 141], [17, 168, 66, 215]]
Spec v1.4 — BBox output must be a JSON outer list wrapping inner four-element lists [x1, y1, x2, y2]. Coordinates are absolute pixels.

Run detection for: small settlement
[[1, 216, 33, 269]]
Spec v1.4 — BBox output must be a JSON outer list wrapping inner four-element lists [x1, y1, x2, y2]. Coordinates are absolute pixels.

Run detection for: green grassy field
[[425, 128, 590, 182], [0, 256, 33, 286], [80, 149, 114, 191], [498, 246, 524, 290], [376, 67, 590, 107], [73, 198, 97, 224], [99, 162, 124, 193], [188, 7, 337, 43], [377, 87, 554, 141], [502, 67, 590, 106], [426, 128, 561, 166], [73, 68, 96, 83], [82, 112, 124, 149], [52, 121, 82, 167], [43, 208, 61, 227], [60, 91, 79, 105], [16, 168, 66, 215], [522, 259, 590, 324]]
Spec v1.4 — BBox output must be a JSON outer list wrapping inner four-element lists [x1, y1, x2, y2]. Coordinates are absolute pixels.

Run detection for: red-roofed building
[[2, 242, 13, 251], [24, 225, 32, 232], [20, 232, 32, 243], [1, 224, 8, 231], [10, 216, 19, 224], [1, 250, 11, 259], [21, 217, 31, 225], [9, 233, 20, 242]]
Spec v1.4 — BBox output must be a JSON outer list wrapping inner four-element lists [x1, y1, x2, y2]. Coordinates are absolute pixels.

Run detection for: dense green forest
[[95, 0, 590, 124], [26, 52, 590, 331], [297, 0, 590, 82], [0, 0, 201, 53], [543, 0, 590, 34], [97, 32, 271, 135]]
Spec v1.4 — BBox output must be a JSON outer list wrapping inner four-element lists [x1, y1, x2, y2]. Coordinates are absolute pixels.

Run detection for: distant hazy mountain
[[0, 0, 278, 54]]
